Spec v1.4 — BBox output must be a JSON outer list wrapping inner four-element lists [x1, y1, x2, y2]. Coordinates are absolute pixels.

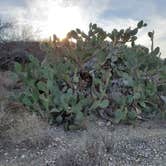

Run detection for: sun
[[37, 0, 83, 40]]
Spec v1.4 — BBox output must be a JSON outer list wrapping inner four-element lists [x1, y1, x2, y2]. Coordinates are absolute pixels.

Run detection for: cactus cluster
[[13, 21, 166, 129]]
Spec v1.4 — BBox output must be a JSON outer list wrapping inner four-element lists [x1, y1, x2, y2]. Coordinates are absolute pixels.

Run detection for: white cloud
[[0, 0, 165, 57], [135, 15, 166, 58]]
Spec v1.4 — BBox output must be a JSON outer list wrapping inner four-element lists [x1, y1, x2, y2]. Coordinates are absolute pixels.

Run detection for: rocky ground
[[0, 71, 166, 166], [1, 117, 166, 166]]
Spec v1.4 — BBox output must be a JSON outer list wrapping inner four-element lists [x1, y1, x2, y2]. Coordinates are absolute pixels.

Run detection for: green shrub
[[14, 20, 166, 129]]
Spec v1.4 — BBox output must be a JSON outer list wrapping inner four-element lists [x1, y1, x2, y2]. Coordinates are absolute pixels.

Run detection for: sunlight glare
[[37, 0, 83, 39]]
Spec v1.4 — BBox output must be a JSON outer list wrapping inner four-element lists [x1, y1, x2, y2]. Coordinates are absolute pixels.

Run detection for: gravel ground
[[0, 118, 166, 166]]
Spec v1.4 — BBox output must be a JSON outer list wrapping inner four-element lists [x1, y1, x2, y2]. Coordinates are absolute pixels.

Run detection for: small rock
[[21, 154, 25, 159], [106, 121, 111, 127], [109, 157, 113, 161], [98, 121, 105, 127]]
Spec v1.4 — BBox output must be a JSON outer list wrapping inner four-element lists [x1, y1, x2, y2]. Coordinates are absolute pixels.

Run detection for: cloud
[[0, 0, 165, 57], [137, 15, 166, 57]]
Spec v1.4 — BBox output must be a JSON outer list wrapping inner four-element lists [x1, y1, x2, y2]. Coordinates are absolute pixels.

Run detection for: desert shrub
[[0, 19, 13, 44], [14, 21, 166, 129], [14, 55, 92, 130]]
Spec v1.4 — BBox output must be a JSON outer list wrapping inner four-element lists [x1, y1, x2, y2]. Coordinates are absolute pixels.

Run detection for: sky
[[0, 0, 166, 57]]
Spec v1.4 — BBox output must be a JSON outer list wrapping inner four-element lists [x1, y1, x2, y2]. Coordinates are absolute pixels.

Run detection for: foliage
[[0, 19, 13, 43], [14, 20, 166, 129], [14, 55, 89, 129]]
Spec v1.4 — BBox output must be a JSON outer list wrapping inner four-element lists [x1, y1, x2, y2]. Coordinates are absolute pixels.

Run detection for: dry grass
[[0, 104, 48, 144], [53, 129, 111, 166], [0, 71, 48, 144]]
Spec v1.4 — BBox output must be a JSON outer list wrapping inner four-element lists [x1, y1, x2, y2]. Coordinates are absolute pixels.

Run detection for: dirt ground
[[1, 116, 166, 166], [0, 71, 166, 166]]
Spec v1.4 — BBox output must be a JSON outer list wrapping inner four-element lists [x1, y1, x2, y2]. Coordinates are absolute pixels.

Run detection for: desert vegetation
[[0, 18, 166, 166], [0, 20, 164, 130]]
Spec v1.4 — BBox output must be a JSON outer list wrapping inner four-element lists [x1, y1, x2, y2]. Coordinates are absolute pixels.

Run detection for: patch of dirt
[[1, 112, 166, 166]]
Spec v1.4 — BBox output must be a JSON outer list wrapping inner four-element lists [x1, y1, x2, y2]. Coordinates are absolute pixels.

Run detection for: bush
[[14, 20, 166, 129], [0, 19, 13, 43]]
